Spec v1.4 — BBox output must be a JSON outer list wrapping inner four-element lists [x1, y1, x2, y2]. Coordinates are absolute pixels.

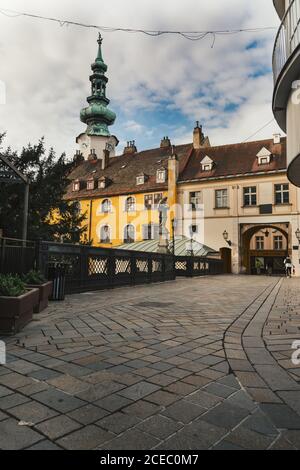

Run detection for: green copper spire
[[80, 34, 116, 137]]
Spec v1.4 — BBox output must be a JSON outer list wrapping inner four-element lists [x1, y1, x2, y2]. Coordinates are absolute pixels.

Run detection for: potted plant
[[0, 274, 39, 335], [22, 270, 53, 313]]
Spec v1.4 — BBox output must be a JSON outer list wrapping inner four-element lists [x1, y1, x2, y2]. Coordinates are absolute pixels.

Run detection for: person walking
[[284, 256, 293, 278]]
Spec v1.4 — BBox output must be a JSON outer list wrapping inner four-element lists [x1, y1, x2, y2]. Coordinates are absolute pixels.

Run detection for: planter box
[[26, 281, 53, 313], [0, 288, 39, 335]]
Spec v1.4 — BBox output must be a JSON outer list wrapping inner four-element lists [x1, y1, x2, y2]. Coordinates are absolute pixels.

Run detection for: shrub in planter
[[22, 270, 53, 313], [0, 274, 39, 335]]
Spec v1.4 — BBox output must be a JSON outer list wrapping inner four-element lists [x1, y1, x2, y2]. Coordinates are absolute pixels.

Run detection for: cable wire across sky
[[0, 7, 278, 47]]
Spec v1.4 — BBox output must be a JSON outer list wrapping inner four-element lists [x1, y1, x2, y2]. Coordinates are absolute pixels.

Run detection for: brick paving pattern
[[0, 275, 300, 449]]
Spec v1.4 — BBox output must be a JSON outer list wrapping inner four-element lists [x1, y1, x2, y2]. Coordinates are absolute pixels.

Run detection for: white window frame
[[275, 183, 289, 205], [100, 225, 111, 243], [72, 180, 80, 192], [156, 169, 166, 183], [101, 199, 112, 213], [125, 196, 136, 212], [243, 186, 257, 207], [189, 191, 202, 210], [215, 189, 228, 209], [274, 235, 283, 250], [256, 236, 264, 250]]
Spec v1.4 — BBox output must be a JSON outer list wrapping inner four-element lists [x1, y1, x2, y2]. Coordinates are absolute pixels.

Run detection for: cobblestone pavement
[[0, 275, 300, 450]]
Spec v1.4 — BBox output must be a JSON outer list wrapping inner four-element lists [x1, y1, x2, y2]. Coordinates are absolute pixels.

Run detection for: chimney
[[273, 133, 281, 144], [160, 136, 171, 148], [88, 149, 97, 161], [123, 140, 137, 154], [73, 150, 84, 165], [193, 121, 205, 149], [102, 148, 110, 169]]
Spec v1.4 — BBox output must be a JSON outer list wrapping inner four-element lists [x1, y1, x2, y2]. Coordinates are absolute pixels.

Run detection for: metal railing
[[0, 237, 36, 275], [175, 256, 224, 277], [273, 0, 300, 84]]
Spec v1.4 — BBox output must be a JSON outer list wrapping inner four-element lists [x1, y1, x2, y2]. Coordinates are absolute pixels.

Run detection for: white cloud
[[0, 0, 282, 157]]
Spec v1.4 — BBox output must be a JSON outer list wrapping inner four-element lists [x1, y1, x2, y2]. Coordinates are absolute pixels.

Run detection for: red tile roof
[[65, 143, 192, 200], [179, 138, 287, 182], [64, 137, 287, 200]]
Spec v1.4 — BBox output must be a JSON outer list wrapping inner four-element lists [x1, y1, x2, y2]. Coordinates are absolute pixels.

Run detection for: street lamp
[[223, 230, 232, 247], [295, 228, 300, 244]]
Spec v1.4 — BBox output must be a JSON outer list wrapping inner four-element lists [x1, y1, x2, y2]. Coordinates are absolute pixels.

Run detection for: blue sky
[[0, 0, 281, 157]]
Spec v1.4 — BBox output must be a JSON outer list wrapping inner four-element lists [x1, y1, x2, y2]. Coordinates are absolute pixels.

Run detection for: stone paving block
[[100, 428, 160, 450], [9, 401, 58, 424], [29, 369, 63, 381], [245, 387, 282, 404], [214, 440, 245, 450], [68, 404, 108, 424], [269, 435, 297, 450], [0, 372, 34, 389], [217, 374, 240, 390], [164, 381, 197, 397], [47, 375, 90, 395], [0, 418, 43, 449], [183, 374, 212, 387], [97, 411, 140, 434], [224, 426, 274, 450], [28, 440, 62, 450], [35, 415, 81, 439], [242, 409, 278, 436], [158, 420, 226, 450], [259, 404, 300, 430], [235, 371, 267, 388], [186, 389, 223, 409], [201, 401, 250, 430], [123, 399, 162, 419], [0, 393, 30, 410], [0, 384, 14, 398], [57, 424, 113, 450], [162, 399, 206, 424], [203, 382, 236, 399], [137, 414, 182, 439], [283, 430, 300, 449], [77, 381, 125, 402], [277, 391, 300, 415], [33, 388, 86, 413], [255, 365, 300, 392], [226, 390, 257, 412], [145, 390, 178, 406], [118, 381, 160, 401], [95, 394, 133, 412]]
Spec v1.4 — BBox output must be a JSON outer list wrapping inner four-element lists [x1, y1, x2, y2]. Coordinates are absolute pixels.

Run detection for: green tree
[[0, 134, 87, 242]]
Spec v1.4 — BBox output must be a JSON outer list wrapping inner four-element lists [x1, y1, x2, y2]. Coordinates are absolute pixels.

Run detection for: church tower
[[76, 34, 118, 166]]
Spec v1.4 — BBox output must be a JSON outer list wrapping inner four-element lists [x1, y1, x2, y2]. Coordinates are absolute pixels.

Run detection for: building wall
[[79, 190, 169, 247], [178, 173, 300, 274]]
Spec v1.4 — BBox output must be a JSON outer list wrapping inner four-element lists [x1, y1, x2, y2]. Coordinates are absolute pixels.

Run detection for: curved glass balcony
[[273, 0, 300, 84]]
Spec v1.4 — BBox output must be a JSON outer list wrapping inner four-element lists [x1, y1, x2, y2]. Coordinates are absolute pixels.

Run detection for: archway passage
[[241, 223, 290, 275], [220, 247, 232, 274]]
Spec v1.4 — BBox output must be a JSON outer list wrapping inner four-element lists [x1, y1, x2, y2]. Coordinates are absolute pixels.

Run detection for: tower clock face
[[82, 143, 88, 149]]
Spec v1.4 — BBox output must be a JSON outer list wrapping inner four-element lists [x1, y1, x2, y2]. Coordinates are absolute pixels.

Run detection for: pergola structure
[[0, 154, 29, 240]]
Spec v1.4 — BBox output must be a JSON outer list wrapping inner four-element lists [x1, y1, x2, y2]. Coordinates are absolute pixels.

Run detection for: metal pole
[[22, 182, 29, 241]]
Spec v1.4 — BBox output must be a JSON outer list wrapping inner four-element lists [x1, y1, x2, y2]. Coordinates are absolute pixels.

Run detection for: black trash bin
[[48, 262, 69, 301]]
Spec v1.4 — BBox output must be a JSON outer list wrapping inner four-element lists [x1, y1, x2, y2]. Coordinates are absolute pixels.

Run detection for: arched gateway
[[240, 223, 291, 275]]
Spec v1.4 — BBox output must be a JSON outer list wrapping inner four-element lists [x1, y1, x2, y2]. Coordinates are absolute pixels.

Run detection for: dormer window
[[87, 178, 95, 190], [136, 174, 147, 185], [257, 147, 272, 165], [98, 177, 108, 189], [156, 168, 167, 183], [72, 179, 80, 192], [200, 156, 214, 172]]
